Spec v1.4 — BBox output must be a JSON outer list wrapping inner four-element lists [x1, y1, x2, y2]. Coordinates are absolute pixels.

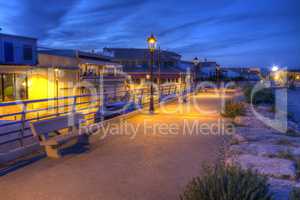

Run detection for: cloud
[[10, 0, 79, 38], [173, 28, 300, 54], [158, 11, 297, 37], [0, 0, 299, 66]]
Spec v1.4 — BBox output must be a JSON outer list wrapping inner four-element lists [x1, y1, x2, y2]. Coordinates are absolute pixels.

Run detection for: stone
[[233, 116, 253, 126], [235, 127, 300, 146], [268, 178, 299, 200], [226, 154, 296, 180], [288, 120, 300, 135], [228, 143, 290, 157], [230, 143, 300, 159], [231, 134, 248, 144]]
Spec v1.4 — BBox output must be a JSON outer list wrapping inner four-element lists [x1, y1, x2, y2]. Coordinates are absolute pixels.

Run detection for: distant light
[[272, 65, 279, 72], [146, 74, 150, 80]]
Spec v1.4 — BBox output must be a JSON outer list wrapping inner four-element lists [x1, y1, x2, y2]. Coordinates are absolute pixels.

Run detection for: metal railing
[[0, 84, 187, 151]]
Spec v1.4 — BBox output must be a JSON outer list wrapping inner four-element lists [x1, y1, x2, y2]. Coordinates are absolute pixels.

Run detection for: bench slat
[[40, 134, 78, 146], [31, 114, 84, 137]]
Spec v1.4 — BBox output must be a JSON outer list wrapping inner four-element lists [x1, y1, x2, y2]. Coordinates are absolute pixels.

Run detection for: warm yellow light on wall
[[28, 76, 56, 100]]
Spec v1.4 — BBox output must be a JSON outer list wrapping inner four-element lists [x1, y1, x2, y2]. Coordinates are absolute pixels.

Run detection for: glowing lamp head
[[147, 34, 157, 52], [272, 65, 279, 72], [146, 74, 150, 80]]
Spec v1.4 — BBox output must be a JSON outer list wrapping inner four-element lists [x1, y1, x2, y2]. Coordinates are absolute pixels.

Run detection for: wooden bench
[[30, 113, 88, 158]]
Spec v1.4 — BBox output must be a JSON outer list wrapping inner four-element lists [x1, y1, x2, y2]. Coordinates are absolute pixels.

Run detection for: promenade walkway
[[0, 92, 229, 200]]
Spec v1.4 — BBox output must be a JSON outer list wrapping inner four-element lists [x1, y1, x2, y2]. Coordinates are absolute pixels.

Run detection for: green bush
[[277, 150, 294, 160], [180, 164, 273, 200], [222, 100, 245, 118], [243, 86, 275, 105]]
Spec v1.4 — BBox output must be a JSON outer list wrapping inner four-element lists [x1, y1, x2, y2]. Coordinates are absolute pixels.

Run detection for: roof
[[38, 49, 113, 62], [0, 33, 37, 41], [0, 65, 33, 73], [104, 48, 181, 60], [123, 65, 185, 74], [289, 69, 300, 73], [180, 60, 194, 65]]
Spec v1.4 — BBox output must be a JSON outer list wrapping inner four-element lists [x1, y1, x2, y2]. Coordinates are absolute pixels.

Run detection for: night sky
[[0, 0, 299, 68]]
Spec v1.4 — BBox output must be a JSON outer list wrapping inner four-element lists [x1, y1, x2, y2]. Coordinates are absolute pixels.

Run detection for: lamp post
[[271, 65, 280, 86], [216, 66, 221, 87], [192, 57, 200, 90], [147, 34, 157, 114]]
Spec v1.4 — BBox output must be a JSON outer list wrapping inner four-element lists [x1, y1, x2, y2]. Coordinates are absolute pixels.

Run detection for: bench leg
[[45, 145, 61, 158]]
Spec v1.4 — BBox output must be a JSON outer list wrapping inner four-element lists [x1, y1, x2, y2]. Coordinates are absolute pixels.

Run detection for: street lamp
[[193, 57, 200, 66], [272, 65, 279, 72], [216, 65, 221, 86], [192, 57, 200, 89], [147, 34, 157, 114]]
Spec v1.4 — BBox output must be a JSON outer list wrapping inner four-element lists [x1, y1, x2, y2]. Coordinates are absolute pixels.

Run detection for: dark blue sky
[[0, 0, 299, 68]]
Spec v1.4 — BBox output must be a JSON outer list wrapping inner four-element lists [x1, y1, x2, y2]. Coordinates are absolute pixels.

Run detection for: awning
[[0, 65, 33, 74]]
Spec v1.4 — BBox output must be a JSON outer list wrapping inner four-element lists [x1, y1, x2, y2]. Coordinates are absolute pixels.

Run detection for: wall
[[0, 34, 37, 65], [27, 68, 79, 100], [38, 53, 78, 68]]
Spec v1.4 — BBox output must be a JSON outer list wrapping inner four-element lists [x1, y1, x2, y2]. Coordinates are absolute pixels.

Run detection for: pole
[[158, 46, 161, 101], [56, 78, 59, 115], [149, 50, 155, 113]]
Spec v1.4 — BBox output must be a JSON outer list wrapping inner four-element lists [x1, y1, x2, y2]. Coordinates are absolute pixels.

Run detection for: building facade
[[0, 33, 125, 102], [0, 33, 38, 102], [38, 49, 125, 97], [194, 59, 220, 81], [103, 48, 186, 89]]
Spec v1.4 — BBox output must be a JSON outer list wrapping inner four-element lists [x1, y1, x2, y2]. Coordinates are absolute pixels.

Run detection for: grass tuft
[[180, 164, 273, 200], [222, 100, 245, 118]]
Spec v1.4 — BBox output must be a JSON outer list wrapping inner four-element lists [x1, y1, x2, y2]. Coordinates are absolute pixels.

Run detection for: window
[[0, 73, 28, 102], [4, 42, 14, 62], [23, 45, 33, 61]]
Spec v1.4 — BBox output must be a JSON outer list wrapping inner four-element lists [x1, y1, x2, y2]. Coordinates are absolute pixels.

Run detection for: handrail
[[0, 84, 189, 148]]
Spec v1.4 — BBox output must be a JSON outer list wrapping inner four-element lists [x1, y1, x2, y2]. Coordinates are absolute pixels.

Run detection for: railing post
[[140, 89, 144, 106], [20, 102, 27, 147], [72, 96, 77, 114]]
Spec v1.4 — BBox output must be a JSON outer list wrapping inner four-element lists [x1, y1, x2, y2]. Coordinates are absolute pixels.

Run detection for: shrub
[[180, 164, 272, 200], [243, 86, 275, 105], [222, 100, 245, 118], [277, 150, 294, 160], [276, 139, 293, 146], [289, 188, 300, 200], [286, 130, 300, 137], [295, 159, 300, 179]]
